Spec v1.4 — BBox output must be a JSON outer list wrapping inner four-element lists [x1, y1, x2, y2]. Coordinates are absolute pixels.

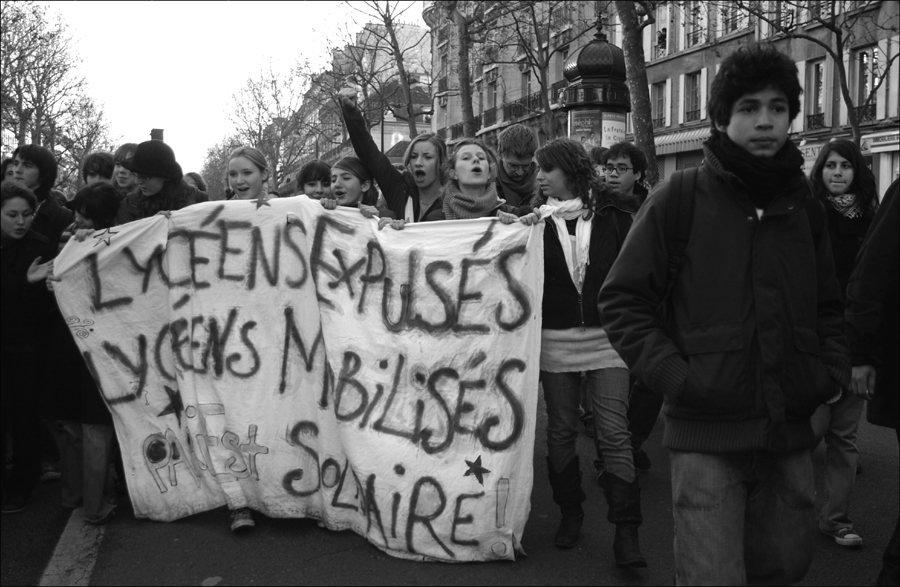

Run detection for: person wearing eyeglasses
[[116, 140, 208, 225], [495, 124, 538, 213], [600, 142, 649, 204]]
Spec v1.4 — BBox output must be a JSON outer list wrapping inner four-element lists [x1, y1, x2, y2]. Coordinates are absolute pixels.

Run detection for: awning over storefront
[[862, 130, 900, 154], [654, 127, 711, 155]]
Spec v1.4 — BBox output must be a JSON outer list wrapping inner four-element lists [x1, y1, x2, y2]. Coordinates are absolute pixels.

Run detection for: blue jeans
[[542, 368, 634, 481], [810, 392, 865, 532], [671, 449, 815, 586]]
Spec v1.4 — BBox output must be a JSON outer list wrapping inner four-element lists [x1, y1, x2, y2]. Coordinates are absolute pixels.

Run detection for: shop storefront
[[861, 130, 900, 199]]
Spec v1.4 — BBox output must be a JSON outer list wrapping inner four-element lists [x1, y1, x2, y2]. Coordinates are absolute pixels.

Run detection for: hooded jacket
[[598, 145, 850, 453]]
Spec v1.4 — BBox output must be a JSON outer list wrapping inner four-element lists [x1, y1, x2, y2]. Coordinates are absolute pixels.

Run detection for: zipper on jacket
[[578, 291, 585, 331]]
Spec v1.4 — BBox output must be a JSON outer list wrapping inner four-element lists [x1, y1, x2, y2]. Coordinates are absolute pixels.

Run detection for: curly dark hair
[[810, 138, 879, 217], [709, 43, 801, 135], [530, 138, 599, 215]]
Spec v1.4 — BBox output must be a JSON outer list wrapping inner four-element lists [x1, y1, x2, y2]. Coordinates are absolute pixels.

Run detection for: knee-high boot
[[546, 456, 585, 548], [600, 472, 647, 568]]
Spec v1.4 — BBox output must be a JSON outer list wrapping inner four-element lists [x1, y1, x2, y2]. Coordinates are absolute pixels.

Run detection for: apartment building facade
[[423, 1, 899, 194]]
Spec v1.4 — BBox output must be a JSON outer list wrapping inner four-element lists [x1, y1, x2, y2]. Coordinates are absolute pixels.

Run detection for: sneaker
[[40, 462, 61, 482], [85, 508, 116, 526], [820, 526, 863, 547], [1, 495, 29, 514], [633, 449, 652, 473], [230, 508, 255, 533]]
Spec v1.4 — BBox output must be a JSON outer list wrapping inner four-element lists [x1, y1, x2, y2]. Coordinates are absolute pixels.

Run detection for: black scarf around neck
[[705, 132, 806, 210]]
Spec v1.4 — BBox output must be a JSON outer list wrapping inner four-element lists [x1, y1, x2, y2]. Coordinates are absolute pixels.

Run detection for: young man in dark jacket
[[845, 178, 899, 586], [598, 45, 851, 585], [495, 124, 538, 210]]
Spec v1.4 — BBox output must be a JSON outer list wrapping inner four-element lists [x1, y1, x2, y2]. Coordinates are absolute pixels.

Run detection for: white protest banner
[[52, 197, 544, 562]]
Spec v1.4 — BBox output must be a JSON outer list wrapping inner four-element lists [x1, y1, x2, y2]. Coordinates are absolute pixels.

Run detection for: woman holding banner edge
[[518, 138, 646, 567], [337, 87, 448, 228]]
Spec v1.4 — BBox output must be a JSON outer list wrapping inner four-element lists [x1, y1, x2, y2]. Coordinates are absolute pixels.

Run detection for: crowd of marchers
[[1, 42, 897, 586]]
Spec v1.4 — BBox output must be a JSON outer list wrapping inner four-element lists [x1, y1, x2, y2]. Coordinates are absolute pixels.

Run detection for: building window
[[855, 45, 879, 123], [807, 59, 826, 130], [653, 82, 666, 128], [487, 80, 497, 111], [719, 3, 740, 34], [685, 72, 701, 122], [476, 80, 483, 115], [521, 68, 532, 97], [686, 1, 706, 47]]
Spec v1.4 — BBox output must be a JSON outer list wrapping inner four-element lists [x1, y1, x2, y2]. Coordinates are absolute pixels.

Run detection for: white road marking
[[38, 509, 105, 587]]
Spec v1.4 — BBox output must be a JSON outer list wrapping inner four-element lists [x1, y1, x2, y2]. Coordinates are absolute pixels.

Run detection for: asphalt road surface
[[3, 391, 897, 586]]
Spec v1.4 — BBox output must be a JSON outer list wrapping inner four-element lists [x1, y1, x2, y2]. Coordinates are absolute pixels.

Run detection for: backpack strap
[[664, 167, 697, 298]]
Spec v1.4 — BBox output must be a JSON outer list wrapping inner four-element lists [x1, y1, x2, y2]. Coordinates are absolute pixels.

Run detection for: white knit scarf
[[538, 196, 592, 291]]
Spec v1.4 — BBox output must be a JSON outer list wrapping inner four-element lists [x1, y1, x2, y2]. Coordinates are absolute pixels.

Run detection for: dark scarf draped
[[442, 181, 504, 220], [705, 132, 806, 210], [496, 162, 538, 207]]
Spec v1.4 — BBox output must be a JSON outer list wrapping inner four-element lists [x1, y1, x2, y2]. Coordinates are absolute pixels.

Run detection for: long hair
[[530, 138, 598, 216], [332, 156, 378, 206], [810, 138, 878, 217], [11, 144, 58, 202], [82, 151, 115, 183], [402, 133, 449, 185]]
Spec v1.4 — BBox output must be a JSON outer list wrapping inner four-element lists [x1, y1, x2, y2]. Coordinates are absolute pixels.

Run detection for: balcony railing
[[483, 107, 498, 127], [685, 109, 701, 122], [438, 77, 448, 93], [806, 112, 826, 130], [550, 80, 567, 103], [652, 116, 665, 129], [686, 29, 705, 47], [450, 122, 465, 139], [503, 91, 543, 121], [854, 104, 876, 124]]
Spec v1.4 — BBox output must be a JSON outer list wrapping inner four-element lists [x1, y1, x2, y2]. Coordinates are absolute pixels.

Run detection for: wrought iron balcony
[[686, 29, 705, 47], [450, 122, 465, 139], [855, 104, 876, 124], [652, 116, 665, 129], [685, 109, 701, 122], [806, 112, 826, 130], [483, 107, 497, 127]]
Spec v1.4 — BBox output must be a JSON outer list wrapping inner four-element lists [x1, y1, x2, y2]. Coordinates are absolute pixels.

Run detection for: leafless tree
[[200, 134, 244, 201], [229, 63, 307, 186], [614, 1, 659, 186], [731, 0, 899, 145], [0, 0, 85, 150]]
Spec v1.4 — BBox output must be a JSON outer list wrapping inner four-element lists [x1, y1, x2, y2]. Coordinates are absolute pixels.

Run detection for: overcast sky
[[48, 1, 426, 173]]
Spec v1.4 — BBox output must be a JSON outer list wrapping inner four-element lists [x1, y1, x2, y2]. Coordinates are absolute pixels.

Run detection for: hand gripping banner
[[52, 197, 544, 562]]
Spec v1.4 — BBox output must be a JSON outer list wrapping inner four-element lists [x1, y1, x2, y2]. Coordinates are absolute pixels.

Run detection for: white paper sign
[[52, 196, 544, 562]]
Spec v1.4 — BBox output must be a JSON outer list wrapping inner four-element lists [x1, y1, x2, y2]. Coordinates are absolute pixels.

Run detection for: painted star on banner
[[464, 455, 491, 485], [157, 385, 185, 427], [92, 228, 119, 247], [252, 196, 271, 210]]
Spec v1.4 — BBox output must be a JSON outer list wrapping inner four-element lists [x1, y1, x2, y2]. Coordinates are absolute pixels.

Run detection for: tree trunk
[[382, 10, 418, 138], [449, 4, 477, 138], [614, 1, 659, 186]]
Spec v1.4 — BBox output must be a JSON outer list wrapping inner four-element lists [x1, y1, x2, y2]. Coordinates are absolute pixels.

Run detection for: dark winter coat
[[31, 196, 74, 253], [845, 179, 899, 430], [1, 231, 54, 353], [116, 183, 208, 225], [598, 146, 851, 453], [824, 203, 872, 295], [341, 102, 444, 222], [542, 189, 637, 330]]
